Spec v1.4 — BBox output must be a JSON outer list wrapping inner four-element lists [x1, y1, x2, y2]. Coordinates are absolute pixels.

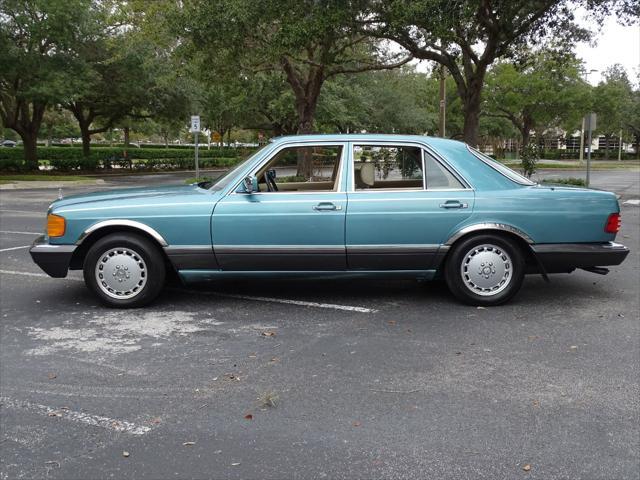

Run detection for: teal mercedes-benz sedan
[[30, 135, 629, 307]]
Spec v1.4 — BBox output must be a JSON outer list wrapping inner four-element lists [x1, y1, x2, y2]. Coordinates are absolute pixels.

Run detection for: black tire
[[444, 234, 525, 306], [83, 232, 166, 308]]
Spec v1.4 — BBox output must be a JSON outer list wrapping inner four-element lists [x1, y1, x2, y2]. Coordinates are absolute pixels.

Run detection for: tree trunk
[[21, 131, 39, 171], [80, 124, 91, 158], [123, 126, 130, 147], [295, 105, 316, 177], [462, 93, 481, 147], [604, 135, 610, 160], [520, 115, 534, 149], [47, 124, 52, 147]]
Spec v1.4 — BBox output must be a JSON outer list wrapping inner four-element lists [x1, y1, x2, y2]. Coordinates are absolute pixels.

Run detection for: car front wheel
[[444, 234, 525, 306], [83, 232, 166, 308]]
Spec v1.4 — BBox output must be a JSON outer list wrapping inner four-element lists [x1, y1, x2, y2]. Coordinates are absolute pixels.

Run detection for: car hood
[[50, 184, 220, 212]]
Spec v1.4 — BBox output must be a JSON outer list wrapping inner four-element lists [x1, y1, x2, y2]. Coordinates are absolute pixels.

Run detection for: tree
[[64, 3, 192, 157], [316, 67, 436, 134], [0, 0, 93, 169], [592, 65, 634, 159], [41, 108, 79, 146], [239, 73, 299, 136], [625, 80, 640, 157], [364, 0, 635, 146], [484, 49, 589, 149], [183, 0, 412, 138]]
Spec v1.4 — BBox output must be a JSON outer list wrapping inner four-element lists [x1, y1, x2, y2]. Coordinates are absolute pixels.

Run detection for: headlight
[[47, 213, 66, 237]]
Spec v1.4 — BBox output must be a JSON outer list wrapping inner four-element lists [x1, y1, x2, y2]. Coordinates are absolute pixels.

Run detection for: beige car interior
[[255, 146, 342, 192]]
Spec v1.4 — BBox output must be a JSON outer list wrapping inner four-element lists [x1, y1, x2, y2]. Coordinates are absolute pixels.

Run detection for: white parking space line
[[0, 245, 30, 252], [0, 209, 44, 215], [0, 230, 41, 235], [0, 269, 81, 280], [0, 269, 376, 313], [0, 396, 152, 435], [213, 292, 378, 313]]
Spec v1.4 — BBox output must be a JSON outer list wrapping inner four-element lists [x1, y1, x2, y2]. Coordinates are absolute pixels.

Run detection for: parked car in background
[[1, 139, 17, 147], [30, 134, 629, 307]]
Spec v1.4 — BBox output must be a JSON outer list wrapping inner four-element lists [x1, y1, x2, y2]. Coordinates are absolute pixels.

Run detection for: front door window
[[256, 145, 343, 193]]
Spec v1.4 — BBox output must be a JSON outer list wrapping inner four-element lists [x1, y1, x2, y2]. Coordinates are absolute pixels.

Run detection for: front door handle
[[439, 200, 468, 209], [313, 202, 342, 211]]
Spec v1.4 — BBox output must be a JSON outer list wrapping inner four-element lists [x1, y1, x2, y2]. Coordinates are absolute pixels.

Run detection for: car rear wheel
[[83, 232, 165, 308], [444, 234, 525, 306]]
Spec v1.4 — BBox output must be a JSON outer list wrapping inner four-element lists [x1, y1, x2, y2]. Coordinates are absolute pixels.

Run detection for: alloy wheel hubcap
[[95, 247, 147, 299], [460, 244, 512, 296]]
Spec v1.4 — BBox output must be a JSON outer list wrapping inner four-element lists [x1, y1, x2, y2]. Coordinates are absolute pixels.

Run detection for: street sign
[[190, 115, 201, 180], [190, 115, 201, 133], [585, 113, 596, 132], [211, 131, 221, 143]]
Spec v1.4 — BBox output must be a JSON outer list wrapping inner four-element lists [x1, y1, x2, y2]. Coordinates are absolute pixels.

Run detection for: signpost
[[190, 115, 201, 180], [584, 113, 596, 187]]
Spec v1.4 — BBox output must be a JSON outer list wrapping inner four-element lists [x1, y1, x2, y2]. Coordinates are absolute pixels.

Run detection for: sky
[[408, 10, 640, 86], [574, 11, 639, 85]]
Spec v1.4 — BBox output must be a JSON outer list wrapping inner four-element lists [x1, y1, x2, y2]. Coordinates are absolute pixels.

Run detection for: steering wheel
[[265, 169, 278, 192]]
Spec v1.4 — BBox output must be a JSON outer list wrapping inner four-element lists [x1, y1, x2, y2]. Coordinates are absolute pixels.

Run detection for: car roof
[[270, 133, 467, 150]]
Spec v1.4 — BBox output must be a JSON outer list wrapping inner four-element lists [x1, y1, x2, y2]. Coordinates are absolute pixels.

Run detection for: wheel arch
[[69, 221, 169, 270], [439, 224, 537, 270]]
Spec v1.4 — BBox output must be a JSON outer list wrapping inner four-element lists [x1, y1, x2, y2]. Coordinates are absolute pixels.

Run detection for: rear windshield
[[467, 146, 536, 186]]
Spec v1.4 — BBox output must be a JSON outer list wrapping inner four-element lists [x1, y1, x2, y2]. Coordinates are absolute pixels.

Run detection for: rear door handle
[[439, 200, 468, 209], [313, 202, 341, 211]]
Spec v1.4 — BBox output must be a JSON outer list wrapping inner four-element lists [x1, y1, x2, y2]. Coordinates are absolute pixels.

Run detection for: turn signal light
[[604, 213, 621, 234], [47, 214, 66, 237]]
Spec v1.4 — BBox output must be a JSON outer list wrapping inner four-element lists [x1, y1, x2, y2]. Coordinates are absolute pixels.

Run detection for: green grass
[[502, 160, 640, 169], [541, 177, 587, 187], [0, 174, 93, 182], [184, 176, 213, 184]]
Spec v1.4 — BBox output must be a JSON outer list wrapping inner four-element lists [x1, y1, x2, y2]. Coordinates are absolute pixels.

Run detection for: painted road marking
[[0, 269, 376, 313], [0, 245, 30, 252], [212, 292, 377, 313], [0, 269, 82, 280], [0, 396, 152, 435], [0, 230, 41, 235], [0, 209, 44, 215], [623, 199, 640, 206]]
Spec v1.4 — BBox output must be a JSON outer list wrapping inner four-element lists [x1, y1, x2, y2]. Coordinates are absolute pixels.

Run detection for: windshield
[[467, 146, 536, 186], [203, 144, 270, 191]]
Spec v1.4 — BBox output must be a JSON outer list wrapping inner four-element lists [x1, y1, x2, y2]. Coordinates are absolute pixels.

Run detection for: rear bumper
[[29, 235, 77, 278], [532, 242, 630, 273]]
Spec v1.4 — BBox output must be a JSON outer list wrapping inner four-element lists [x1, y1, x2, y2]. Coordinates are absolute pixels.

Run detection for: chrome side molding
[[76, 220, 169, 247], [445, 223, 534, 245]]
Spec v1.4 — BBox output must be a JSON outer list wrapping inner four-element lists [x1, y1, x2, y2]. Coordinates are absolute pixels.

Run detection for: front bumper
[[532, 241, 630, 273], [29, 235, 77, 278]]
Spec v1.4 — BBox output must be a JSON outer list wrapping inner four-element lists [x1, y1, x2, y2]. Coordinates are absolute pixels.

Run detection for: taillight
[[604, 213, 621, 234]]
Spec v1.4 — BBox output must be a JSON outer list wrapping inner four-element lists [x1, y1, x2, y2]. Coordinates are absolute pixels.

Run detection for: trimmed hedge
[[541, 149, 638, 160], [45, 156, 241, 172], [0, 146, 255, 172]]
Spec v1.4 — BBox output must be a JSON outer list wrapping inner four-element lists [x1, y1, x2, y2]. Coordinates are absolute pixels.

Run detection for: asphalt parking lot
[[1, 169, 639, 479]]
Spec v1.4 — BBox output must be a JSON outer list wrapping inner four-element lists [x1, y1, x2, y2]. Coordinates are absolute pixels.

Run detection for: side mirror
[[242, 175, 258, 194]]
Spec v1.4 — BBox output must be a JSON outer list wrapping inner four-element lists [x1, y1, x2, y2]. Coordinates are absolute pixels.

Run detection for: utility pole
[[618, 129, 623, 161], [579, 69, 598, 165], [578, 117, 585, 165], [585, 113, 596, 187], [438, 65, 446, 138]]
